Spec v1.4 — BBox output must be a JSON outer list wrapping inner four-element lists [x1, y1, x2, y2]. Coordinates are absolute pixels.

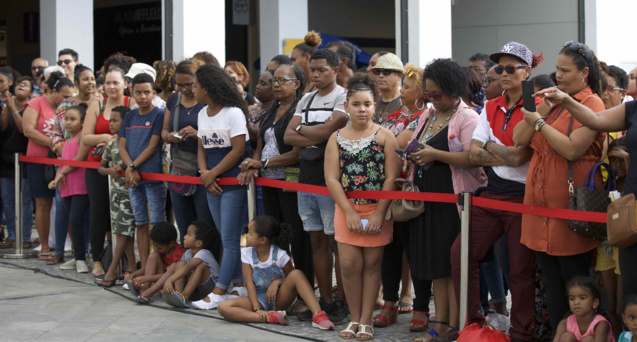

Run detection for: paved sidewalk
[[0, 256, 435, 341]]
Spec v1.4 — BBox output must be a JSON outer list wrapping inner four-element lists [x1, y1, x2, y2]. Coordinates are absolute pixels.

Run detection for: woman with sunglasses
[[83, 67, 135, 277], [370, 53, 406, 124], [237, 63, 315, 315], [161, 60, 213, 245], [405, 59, 487, 342], [512, 40, 606, 332]]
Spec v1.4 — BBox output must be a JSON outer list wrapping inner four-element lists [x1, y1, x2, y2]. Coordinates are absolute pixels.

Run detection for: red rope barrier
[[20, 155, 608, 223]]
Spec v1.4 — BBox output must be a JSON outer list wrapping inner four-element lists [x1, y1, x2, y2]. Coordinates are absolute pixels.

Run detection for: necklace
[[420, 103, 458, 143]]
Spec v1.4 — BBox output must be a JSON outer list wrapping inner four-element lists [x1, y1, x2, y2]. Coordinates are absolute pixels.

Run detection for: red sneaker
[[267, 311, 288, 325], [312, 310, 335, 330]]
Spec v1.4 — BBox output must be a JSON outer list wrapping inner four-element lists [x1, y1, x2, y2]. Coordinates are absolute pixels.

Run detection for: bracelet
[[482, 140, 493, 150], [538, 121, 547, 132], [534, 118, 546, 131], [253, 308, 263, 312], [263, 159, 270, 169]]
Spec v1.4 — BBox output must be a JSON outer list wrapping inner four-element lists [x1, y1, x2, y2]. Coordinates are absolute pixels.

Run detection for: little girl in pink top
[[49, 103, 91, 274]]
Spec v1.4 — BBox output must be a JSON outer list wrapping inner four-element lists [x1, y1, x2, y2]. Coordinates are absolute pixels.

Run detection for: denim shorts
[[128, 182, 166, 226], [257, 290, 277, 311], [297, 192, 335, 235], [191, 274, 216, 301]]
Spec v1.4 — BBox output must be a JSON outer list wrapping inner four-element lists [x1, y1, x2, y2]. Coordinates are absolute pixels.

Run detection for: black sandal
[[98, 279, 116, 288]]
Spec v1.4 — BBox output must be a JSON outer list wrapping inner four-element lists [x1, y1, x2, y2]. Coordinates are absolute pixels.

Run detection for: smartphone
[[522, 80, 536, 112], [173, 133, 184, 139], [360, 219, 381, 232], [92, 145, 104, 157]]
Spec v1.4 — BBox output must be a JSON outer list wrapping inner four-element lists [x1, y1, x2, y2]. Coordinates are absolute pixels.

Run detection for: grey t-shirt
[[374, 97, 406, 124], [181, 249, 220, 282]]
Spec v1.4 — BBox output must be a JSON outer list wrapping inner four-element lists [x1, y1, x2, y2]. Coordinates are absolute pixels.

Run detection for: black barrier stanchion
[[1, 153, 37, 259], [458, 191, 472, 330]]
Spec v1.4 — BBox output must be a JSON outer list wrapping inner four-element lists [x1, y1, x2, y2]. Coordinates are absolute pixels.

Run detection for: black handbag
[[44, 150, 57, 184], [565, 117, 616, 240]]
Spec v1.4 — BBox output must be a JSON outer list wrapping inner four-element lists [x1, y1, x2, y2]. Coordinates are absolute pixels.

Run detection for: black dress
[[408, 126, 461, 280]]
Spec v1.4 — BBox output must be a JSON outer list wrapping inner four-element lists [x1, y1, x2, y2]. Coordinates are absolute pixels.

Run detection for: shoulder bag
[[166, 93, 198, 196], [607, 193, 637, 248]]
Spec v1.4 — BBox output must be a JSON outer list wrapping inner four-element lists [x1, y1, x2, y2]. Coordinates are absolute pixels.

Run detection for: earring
[[415, 98, 425, 111]]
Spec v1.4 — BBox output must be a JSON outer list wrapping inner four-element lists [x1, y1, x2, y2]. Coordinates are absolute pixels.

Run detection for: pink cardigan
[[408, 99, 487, 196]]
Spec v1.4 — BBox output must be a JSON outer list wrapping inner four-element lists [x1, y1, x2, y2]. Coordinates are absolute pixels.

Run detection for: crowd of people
[[1, 31, 637, 342]]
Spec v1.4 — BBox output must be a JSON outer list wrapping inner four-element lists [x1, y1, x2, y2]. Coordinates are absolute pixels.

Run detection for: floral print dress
[[337, 129, 385, 205]]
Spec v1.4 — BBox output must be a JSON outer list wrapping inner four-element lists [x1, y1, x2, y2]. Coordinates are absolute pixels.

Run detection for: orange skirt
[[334, 201, 393, 247]]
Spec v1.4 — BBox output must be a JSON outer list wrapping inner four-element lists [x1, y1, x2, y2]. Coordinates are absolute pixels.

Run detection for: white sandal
[[340, 321, 359, 339], [356, 324, 374, 341]]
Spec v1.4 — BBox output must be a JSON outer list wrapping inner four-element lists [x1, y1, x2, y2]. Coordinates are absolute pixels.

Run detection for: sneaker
[[228, 286, 248, 298], [486, 312, 511, 332], [330, 299, 350, 325], [191, 293, 227, 310], [76, 260, 89, 273], [299, 297, 331, 322], [312, 310, 335, 330], [59, 259, 76, 270], [46, 253, 65, 265], [267, 311, 288, 325]]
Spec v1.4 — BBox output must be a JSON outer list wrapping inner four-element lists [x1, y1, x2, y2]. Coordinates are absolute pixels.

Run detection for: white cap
[[125, 63, 156, 81]]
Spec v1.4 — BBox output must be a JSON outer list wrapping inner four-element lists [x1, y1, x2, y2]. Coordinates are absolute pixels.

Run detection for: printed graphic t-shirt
[[197, 106, 251, 192], [118, 106, 164, 183]]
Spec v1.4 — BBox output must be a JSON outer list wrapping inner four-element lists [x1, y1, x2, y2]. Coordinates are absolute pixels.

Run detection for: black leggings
[[398, 221, 431, 312], [535, 251, 593, 330], [381, 221, 409, 302], [64, 195, 90, 261], [86, 169, 111, 261], [619, 242, 637, 300]]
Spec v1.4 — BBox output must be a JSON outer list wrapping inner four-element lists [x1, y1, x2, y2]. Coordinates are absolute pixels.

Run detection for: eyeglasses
[[494, 65, 527, 75], [57, 59, 73, 66], [483, 78, 497, 87], [424, 91, 443, 100], [31, 66, 45, 71], [469, 66, 486, 73], [372, 69, 393, 76], [269, 77, 297, 85], [17, 82, 31, 88], [176, 82, 194, 89], [606, 86, 624, 92], [563, 40, 592, 64]]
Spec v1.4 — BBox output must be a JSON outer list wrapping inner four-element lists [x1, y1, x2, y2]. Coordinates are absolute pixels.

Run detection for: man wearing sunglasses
[[370, 53, 406, 124], [30, 57, 48, 96], [57, 48, 79, 79]]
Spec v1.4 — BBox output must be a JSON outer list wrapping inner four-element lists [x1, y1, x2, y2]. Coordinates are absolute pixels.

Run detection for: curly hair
[[150, 222, 177, 245], [294, 31, 322, 57], [560, 41, 603, 96], [103, 52, 136, 73], [225, 61, 250, 88], [195, 64, 249, 117], [190, 220, 219, 251], [403, 63, 425, 95], [346, 72, 378, 101], [423, 58, 469, 99], [153, 60, 176, 92], [192, 51, 220, 68]]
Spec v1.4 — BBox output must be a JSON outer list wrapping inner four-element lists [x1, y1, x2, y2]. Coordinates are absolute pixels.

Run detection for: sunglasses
[[31, 66, 45, 71], [494, 65, 527, 75], [372, 69, 393, 76], [563, 40, 592, 64], [57, 59, 74, 66], [269, 77, 297, 85], [424, 91, 443, 100]]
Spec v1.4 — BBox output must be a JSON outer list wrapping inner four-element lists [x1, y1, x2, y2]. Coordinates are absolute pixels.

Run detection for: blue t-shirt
[[166, 92, 205, 155], [197, 106, 250, 192], [119, 106, 164, 183]]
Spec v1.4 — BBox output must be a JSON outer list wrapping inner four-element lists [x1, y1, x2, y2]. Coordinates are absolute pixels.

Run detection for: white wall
[[40, 0, 94, 69], [451, 0, 579, 76], [172, 0, 225, 64], [259, 0, 308, 72], [594, 0, 637, 72]]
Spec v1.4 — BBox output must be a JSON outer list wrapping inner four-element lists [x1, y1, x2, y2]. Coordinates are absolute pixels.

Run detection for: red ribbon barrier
[[19, 155, 608, 223]]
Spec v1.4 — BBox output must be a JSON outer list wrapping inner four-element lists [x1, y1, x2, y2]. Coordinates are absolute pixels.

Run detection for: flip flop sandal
[[164, 292, 190, 308], [125, 281, 140, 297], [398, 301, 414, 314], [38, 252, 52, 260], [134, 295, 152, 304], [97, 279, 116, 288], [46, 254, 64, 265], [340, 321, 359, 339], [413, 329, 440, 342]]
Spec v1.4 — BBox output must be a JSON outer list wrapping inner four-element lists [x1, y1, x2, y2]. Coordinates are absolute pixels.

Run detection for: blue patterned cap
[[490, 42, 532, 66]]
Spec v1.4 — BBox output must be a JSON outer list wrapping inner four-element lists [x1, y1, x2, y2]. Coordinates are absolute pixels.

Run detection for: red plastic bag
[[456, 323, 511, 342]]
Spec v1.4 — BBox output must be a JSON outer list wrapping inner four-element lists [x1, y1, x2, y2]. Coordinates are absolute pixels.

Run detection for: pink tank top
[[60, 133, 87, 198], [566, 314, 615, 342]]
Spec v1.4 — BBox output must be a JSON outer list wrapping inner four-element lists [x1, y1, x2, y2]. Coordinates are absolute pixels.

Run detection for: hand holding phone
[[92, 145, 104, 157], [173, 133, 183, 140], [522, 80, 536, 112]]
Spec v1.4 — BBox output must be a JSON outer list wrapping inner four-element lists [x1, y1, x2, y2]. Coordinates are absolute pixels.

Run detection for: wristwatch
[[261, 158, 269, 169], [295, 124, 303, 134], [129, 162, 136, 170]]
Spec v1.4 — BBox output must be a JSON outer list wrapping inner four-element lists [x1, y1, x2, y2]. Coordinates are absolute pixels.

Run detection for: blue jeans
[[170, 185, 220, 260], [297, 192, 335, 235], [206, 188, 248, 290], [128, 182, 166, 226], [63, 195, 90, 260], [54, 189, 69, 255], [0, 178, 33, 242]]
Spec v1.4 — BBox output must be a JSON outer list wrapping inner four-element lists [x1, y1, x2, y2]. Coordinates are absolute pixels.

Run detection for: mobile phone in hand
[[522, 80, 536, 112], [92, 145, 104, 157], [173, 133, 183, 139]]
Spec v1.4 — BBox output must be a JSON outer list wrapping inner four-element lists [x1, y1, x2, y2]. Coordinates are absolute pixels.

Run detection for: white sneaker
[[486, 312, 511, 332], [76, 260, 89, 273], [191, 293, 227, 310], [59, 259, 77, 270], [227, 286, 248, 298]]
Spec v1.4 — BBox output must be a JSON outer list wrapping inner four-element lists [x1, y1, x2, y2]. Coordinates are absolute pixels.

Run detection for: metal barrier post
[[247, 176, 257, 221], [459, 191, 472, 330], [1, 153, 37, 259]]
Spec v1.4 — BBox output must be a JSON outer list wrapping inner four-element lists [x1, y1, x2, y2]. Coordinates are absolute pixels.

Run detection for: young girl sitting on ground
[[48, 103, 90, 274], [553, 277, 615, 342], [217, 216, 334, 330], [160, 221, 220, 308], [619, 294, 637, 342]]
